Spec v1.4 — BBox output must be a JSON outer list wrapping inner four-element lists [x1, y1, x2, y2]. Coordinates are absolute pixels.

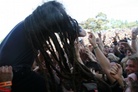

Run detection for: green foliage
[[80, 12, 138, 32], [80, 12, 109, 32]]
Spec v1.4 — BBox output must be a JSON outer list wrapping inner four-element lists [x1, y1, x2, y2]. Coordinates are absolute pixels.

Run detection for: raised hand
[[98, 32, 102, 38], [88, 32, 97, 46], [132, 27, 138, 40]]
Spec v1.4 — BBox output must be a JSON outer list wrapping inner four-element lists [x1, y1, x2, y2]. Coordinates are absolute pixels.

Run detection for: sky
[[0, 0, 138, 40]]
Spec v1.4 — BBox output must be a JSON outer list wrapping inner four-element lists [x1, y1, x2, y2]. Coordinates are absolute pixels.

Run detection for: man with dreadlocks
[[0, 1, 112, 92]]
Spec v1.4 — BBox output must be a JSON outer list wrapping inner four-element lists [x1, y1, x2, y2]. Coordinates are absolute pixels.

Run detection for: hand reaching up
[[132, 27, 138, 40], [88, 32, 97, 46]]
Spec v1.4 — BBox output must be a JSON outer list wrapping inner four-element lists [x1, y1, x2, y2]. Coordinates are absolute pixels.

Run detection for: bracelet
[[0, 81, 12, 87], [93, 45, 98, 50], [0, 87, 11, 92]]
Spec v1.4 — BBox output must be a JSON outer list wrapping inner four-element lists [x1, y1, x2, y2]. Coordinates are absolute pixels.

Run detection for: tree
[[80, 12, 138, 32], [80, 12, 108, 32]]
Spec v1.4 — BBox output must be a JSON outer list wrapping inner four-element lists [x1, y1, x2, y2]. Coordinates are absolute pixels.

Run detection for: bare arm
[[88, 32, 116, 83], [97, 32, 104, 52], [131, 28, 138, 53]]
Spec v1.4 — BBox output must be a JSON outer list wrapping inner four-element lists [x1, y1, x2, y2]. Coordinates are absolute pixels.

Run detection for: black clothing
[[0, 21, 47, 92], [11, 66, 47, 92], [0, 21, 34, 67]]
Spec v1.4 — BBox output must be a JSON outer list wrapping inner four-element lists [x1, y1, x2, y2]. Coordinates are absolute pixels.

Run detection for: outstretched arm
[[131, 28, 138, 53], [88, 32, 116, 83], [97, 32, 104, 52]]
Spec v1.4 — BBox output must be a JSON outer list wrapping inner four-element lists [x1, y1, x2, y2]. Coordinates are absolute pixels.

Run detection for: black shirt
[[0, 21, 34, 67]]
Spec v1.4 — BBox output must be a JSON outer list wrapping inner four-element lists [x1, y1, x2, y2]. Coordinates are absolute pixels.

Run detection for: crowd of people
[[0, 1, 138, 92]]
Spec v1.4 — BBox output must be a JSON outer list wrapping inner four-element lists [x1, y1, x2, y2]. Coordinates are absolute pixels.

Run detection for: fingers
[[88, 32, 93, 38], [88, 32, 97, 45], [0, 66, 12, 73], [110, 65, 118, 75], [116, 63, 122, 69], [8, 66, 13, 74], [1, 66, 7, 73], [0, 66, 13, 82], [110, 63, 120, 74], [4, 66, 9, 73]]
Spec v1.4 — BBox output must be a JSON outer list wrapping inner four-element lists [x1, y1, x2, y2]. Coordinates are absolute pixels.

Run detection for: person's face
[[125, 60, 138, 75], [109, 47, 114, 53], [104, 46, 109, 53], [124, 73, 137, 85], [126, 50, 132, 56], [118, 42, 125, 51]]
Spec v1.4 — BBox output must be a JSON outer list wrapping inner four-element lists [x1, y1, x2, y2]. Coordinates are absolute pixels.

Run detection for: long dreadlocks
[[24, 1, 111, 92]]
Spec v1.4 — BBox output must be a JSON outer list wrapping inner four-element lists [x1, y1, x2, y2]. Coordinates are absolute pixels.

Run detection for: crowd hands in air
[[76, 27, 138, 92], [1, 1, 138, 92], [1, 28, 138, 92]]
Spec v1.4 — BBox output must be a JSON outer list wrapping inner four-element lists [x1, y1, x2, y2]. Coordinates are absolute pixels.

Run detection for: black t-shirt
[[0, 21, 34, 67]]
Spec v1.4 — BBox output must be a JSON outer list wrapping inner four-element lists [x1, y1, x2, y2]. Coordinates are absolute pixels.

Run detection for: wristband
[[0, 87, 11, 92], [93, 45, 98, 50], [0, 81, 12, 87]]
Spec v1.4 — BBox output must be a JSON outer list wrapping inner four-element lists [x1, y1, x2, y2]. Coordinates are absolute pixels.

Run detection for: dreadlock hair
[[24, 1, 111, 92]]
